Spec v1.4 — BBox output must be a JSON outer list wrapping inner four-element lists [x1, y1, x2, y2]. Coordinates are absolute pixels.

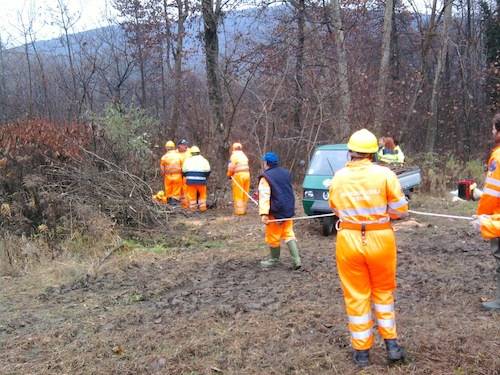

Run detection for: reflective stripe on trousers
[[336, 227, 398, 350]]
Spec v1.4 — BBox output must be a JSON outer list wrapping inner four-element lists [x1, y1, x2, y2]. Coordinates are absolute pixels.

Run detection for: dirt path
[[1, 198, 499, 374]]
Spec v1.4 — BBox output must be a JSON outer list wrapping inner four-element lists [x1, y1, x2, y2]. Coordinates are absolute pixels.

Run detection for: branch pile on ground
[[43, 149, 174, 229]]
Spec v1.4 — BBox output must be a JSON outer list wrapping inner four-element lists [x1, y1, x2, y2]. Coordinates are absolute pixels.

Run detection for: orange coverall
[[183, 154, 211, 212], [258, 178, 295, 246], [328, 159, 408, 351], [227, 150, 250, 215], [178, 149, 192, 208], [160, 150, 183, 200]]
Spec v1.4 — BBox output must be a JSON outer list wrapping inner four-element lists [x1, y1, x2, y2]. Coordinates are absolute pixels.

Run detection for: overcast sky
[[0, 0, 116, 46]]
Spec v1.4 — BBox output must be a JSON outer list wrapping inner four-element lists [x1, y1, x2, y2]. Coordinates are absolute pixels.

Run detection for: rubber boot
[[260, 247, 280, 268], [385, 339, 406, 363], [352, 349, 370, 367], [286, 240, 301, 270], [481, 278, 500, 311]]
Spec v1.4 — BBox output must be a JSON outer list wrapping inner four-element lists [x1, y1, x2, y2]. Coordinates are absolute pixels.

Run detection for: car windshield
[[307, 149, 348, 176]]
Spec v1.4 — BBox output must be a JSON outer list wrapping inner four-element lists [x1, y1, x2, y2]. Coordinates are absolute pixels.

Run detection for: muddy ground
[[1, 196, 499, 375]]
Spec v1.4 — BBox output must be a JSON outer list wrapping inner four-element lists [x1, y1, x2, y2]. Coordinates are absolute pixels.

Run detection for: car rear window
[[307, 150, 348, 176]]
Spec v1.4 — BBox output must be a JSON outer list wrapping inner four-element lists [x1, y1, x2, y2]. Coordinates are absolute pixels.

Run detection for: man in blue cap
[[258, 152, 301, 269]]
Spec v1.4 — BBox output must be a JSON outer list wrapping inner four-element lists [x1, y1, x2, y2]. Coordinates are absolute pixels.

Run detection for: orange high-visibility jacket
[[477, 146, 500, 215], [328, 159, 408, 223], [227, 150, 250, 176], [160, 150, 182, 175]]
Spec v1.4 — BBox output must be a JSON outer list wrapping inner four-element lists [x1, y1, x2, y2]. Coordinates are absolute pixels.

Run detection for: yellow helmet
[[347, 129, 379, 154], [232, 142, 242, 151], [165, 140, 175, 148], [190, 145, 200, 153]]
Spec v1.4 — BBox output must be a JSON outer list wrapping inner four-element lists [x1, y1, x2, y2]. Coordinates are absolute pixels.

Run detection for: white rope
[[267, 212, 336, 223], [408, 209, 473, 221], [230, 176, 259, 206]]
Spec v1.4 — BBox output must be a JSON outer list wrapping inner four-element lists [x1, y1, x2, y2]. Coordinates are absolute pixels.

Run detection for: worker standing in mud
[[177, 139, 192, 209], [160, 140, 183, 204], [258, 152, 301, 270], [227, 142, 251, 215], [328, 129, 408, 367], [182, 146, 211, 212], [471, 113, 500, 311]]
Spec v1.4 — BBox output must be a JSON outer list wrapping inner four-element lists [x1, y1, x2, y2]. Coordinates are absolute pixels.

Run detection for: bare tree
[[202, 0, 226, 156], [329, 0, 351, 138], [425, 0, 453, 152], [373, 0, 394, 130]]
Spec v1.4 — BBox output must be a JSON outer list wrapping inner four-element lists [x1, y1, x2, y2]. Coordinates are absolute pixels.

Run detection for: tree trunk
[[171, 0, 188, 137], [292, 0, 305, 131], [202, 0, 225, 138], [425, 0, 453, 152], [374, 0, 394, 130], [330, 0, 351, 139]]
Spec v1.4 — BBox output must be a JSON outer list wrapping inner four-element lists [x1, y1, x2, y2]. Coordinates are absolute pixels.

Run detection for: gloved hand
[[470, 215, 481, 231], [261, 215, 269, 224]]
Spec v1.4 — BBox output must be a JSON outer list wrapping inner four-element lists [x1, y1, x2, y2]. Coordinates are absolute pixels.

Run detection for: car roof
[[315, 144, 348, 151]]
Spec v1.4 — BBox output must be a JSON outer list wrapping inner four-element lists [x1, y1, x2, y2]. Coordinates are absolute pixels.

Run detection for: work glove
[[261, 215, 269, 224], [471, 185, 483, 201], [471, 218, 481, 231]]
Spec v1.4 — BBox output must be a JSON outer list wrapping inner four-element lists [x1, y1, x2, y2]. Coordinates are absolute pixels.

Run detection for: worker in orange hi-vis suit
[[160, 140, 183, 204], [177, 139, 192, 208], [227, 142, 251, 215], [472, 113, 500, 311], [182, 146, 211, 212], [328, 129, 408, 368], [258, 152, 301, 270]]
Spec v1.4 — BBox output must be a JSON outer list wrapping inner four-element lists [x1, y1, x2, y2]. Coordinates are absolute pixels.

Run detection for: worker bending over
[[329, 129, 408, 367], [182, 146, 211, 212], [160, 140, 183, 204], [258, 152, 301, 270], [177, 139, 192, 208], [227, 142, 251, 215], [472, 113, 500, 311]]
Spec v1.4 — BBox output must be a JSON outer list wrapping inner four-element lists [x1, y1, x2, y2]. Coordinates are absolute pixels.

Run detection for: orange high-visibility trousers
[[181, 178, 190, 208], [336, 228, 398, 350], [265, 218, 295, 247], [186, 184, 207, 212], [164, 174, 182, 200], [231, 172, 250, 215]]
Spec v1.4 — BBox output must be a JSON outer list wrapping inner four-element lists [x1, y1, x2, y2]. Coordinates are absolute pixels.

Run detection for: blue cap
[[262, 152, 279, 165]]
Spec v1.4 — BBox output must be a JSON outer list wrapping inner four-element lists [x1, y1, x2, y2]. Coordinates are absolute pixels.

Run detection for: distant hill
[[8, 5, 285, 68]]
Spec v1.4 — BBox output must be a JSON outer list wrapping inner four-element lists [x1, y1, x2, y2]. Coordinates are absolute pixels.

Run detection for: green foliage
[[410, 153, 485, 194], [480, 0, 500, 63], [96, 105, 157, 171]]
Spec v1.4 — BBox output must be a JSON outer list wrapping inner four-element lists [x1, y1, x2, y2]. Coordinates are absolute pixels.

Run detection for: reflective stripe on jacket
[[182, 154, 211, 185], [160, 150, 182, 175], [328, 159, 408, 224], [477, 146, 500, 215], [227, 150, 250, 176]]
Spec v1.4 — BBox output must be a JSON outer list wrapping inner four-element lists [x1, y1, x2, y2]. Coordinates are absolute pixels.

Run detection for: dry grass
[[1, 199, 499, 374]]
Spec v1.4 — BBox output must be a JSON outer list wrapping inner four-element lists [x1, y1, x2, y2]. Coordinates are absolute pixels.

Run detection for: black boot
[[352, 349, 370, 367], [385, 339, 406, 363]]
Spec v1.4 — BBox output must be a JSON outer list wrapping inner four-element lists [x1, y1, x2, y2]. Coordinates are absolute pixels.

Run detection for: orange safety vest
[[477, 146, 500, 215]]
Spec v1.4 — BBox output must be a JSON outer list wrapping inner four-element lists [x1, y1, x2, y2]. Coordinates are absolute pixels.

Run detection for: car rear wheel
[[321, 216, 337, 236]]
